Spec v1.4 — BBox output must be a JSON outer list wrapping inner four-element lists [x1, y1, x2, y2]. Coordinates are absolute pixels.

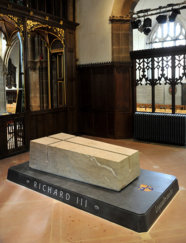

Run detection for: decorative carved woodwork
[[0, 113, 27, 159], [0, 14, 22, 45], [131, 45, 186, 114], [0, 1, 77, 161]]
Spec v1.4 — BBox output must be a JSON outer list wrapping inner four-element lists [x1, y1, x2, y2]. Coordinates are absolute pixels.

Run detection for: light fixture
[[156, 15, 167, 24], [143, 28, 151, 35], [143, 18, 152, 27], [169, 9, 181, 22], [131, 19, 141, 29], [131, 2, 186, 19], [131, 18, 151, 35]]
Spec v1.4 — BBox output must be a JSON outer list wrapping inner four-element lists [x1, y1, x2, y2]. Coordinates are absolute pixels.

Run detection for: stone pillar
[[112, 21, 131, 62], [42, 44, 49, 110], [110, 17, 133, 138], [0, 57, 6, 113], [28, 35, 41, 111]]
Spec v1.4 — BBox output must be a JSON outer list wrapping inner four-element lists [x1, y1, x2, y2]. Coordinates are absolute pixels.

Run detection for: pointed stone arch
[[111, 0, 139, 18], [4, 35, 20, 68]]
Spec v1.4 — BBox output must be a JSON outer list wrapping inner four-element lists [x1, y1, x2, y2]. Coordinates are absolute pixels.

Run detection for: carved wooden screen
[[131, 45, 186, 114], [51, 39, 66, 108]]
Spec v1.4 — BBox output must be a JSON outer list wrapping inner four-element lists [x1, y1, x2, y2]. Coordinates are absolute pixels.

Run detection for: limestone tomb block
[[68, 136, 139, 172], [29, 137, 140, 191], [30, 133, 75, 171], [46, 141, 133, 191], [49, 132, 75, 141], [30, 137, 60, 170]]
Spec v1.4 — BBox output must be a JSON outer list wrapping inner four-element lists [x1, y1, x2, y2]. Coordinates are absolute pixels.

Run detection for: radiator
[[134, 112, 186, 145]]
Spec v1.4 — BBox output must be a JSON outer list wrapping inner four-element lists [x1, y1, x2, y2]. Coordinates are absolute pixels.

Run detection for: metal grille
[[0, 114, 27, 159]]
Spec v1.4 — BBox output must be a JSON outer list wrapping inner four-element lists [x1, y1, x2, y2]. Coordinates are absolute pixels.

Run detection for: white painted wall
[[76, 0, 114, 64], [137, 85, 182, 105], [9, 41, 19, 89], [0, 33, 7, 112], [0, 32, 7, 60]]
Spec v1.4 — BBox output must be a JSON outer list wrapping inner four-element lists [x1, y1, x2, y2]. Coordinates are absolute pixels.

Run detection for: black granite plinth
[[7, 162, 179, 232]]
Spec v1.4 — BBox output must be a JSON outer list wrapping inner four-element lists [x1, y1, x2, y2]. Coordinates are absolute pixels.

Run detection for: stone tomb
[[49, 133, 75, 140], [8, 133, 179, 232], [29, 133, 140, 191]]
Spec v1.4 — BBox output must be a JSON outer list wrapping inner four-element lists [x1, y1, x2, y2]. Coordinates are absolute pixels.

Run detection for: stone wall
[[112, 22, 131, 62], [137, 85, 182, 105]]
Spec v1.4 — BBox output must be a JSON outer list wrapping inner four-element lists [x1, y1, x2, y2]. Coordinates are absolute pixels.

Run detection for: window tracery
[[148, 20, 186, 48]]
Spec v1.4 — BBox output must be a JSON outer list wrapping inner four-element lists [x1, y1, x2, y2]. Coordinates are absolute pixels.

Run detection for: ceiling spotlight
[[135, 24, 151, 35], [169, 9, 181, 22], [156, 15, 167, 24], [143, 18, 152, 28], [131, 19, 141, 29], [138, 24, 145, 33], [143, 28, 151, 35]]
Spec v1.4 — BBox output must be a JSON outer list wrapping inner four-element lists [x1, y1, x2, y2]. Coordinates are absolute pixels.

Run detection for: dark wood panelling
[[30, 109, 67, 140], [65, 28, 78, 134], [78, 111, 115, 138], [78, 64, 115, 112], [77, 62, 133, 138], [114, 112, 132, 138], [78, 111, 94, 135], [114, 63, 132, 112]]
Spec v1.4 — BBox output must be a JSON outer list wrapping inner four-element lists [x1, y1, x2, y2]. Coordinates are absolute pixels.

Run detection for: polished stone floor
[[0, 137, 186, 243]]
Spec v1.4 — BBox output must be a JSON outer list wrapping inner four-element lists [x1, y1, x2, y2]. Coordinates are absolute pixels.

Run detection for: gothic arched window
[[148, 20, 186, 48]]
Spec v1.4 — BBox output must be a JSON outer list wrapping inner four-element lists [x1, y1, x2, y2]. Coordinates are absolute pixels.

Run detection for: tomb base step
[[7, 162, 179, 232]]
